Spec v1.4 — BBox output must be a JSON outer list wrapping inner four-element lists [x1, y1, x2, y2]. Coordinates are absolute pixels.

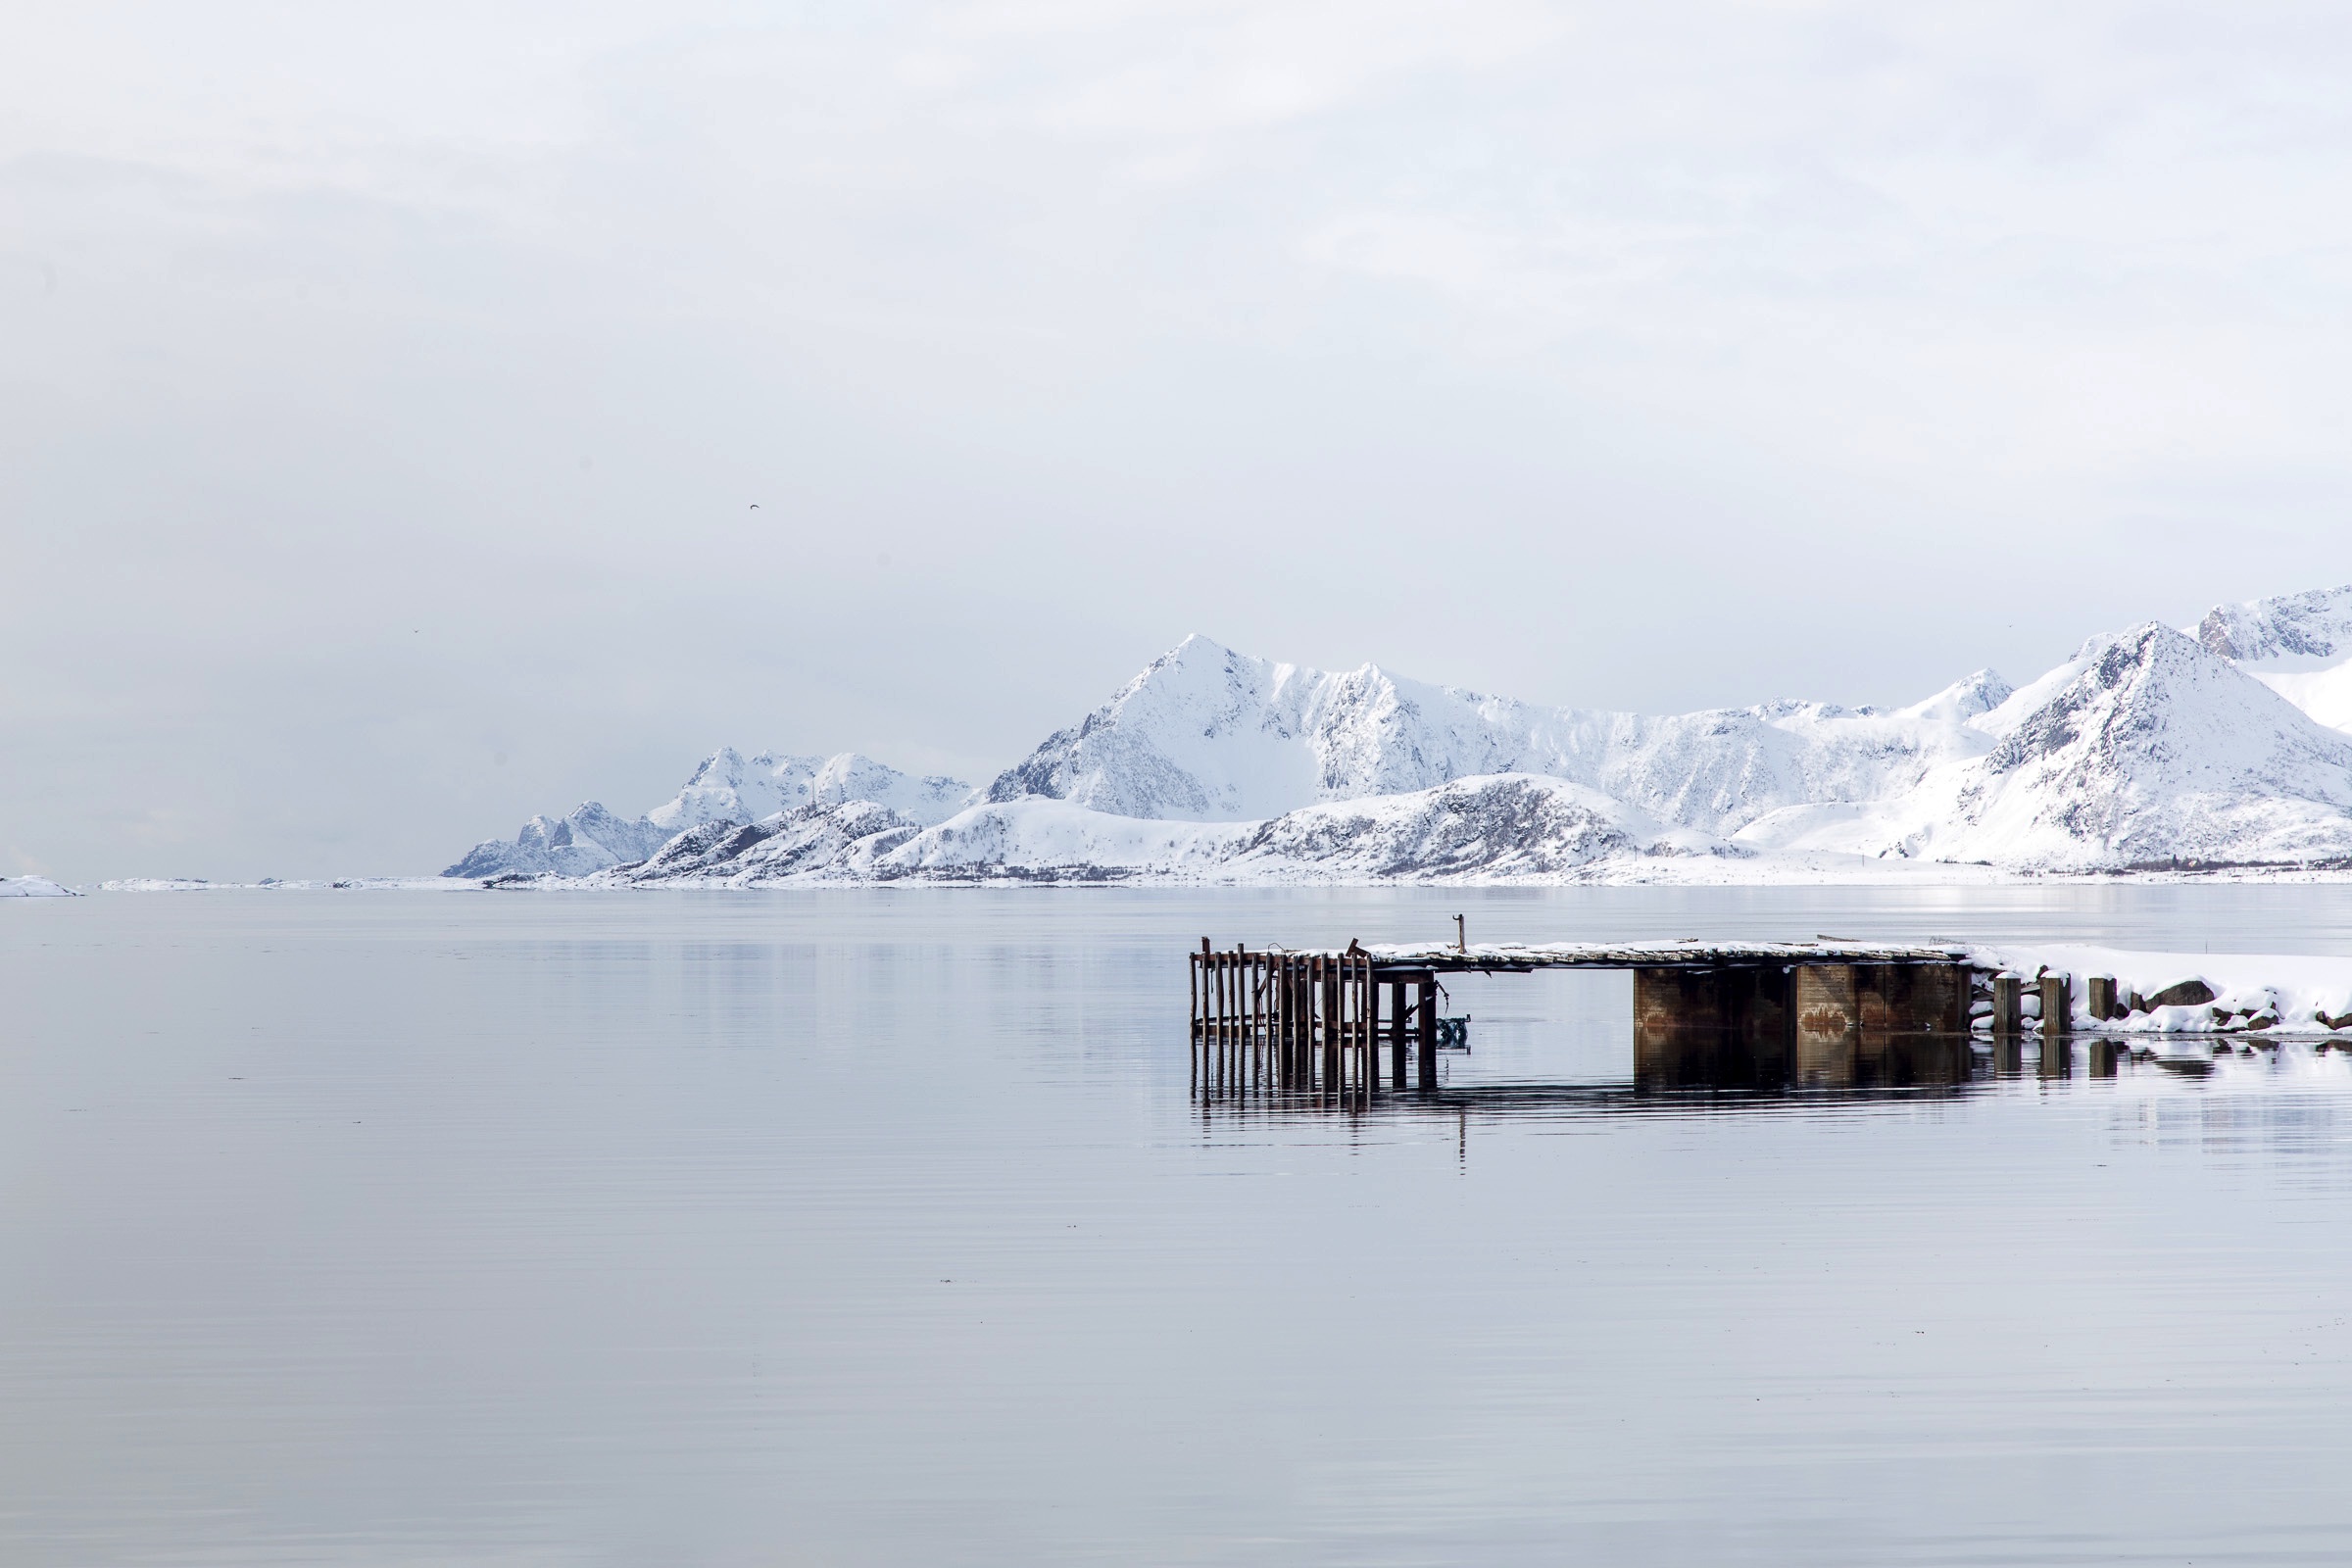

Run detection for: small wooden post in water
[[1388, 978, 1407, 1089], [1250, 955, 1264, 1089], [2086, 974, 2118, 1022], [1290, 954, 1303, 1095], [2040, 973, 2073, 1038], [1992, 973, 2023, 1036], [1321, 959, 1342, 1097], [1214, 950, 1227, 1085], [1417, 977, 1439, 1089]]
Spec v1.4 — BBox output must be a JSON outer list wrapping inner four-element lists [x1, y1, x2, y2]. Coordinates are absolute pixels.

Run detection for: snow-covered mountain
[[557, 775, 1738, 887], [1740, 620, 2352, 869], [447, 751, 974, 877], [448, 583, 2352, 885], [984, 633, 2007, 834], [446, 802, 676, 879], [2196, 584, 2352, 733]]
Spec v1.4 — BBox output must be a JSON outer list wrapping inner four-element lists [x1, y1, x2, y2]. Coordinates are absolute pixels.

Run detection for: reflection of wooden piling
[[2039, 1030, 2072, 1078]]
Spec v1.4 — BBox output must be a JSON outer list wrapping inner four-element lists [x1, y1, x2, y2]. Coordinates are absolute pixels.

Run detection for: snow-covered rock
[[2195, 584, 2352, 665], [0, 875, 76, 897], [1209, 775, 1735, 882]]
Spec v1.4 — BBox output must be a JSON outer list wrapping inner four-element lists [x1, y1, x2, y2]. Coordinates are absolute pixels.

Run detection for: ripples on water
[[5, 885, 2352, 1565]]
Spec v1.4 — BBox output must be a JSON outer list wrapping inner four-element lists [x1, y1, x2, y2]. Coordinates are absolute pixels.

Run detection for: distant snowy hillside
[[446, 803, 674, 879], [2194, 584, 2352, 733], [645, 749, 972, 833], [984, 633, 2004, 835], [530, 774, 1736, 887], [1743, 622, 2352, 870], [446, 582, 2352, 886], [448, 751, 973, 877]]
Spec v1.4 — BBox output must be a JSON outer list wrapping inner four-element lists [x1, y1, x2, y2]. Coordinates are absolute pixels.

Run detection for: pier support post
[[2086, 975, 2118, 1022], [1992, 974, 2023, 1036], [1416, 978, 1438, 1090], [1388, 978, 1407, 1089], [2040, 974, 2073, 1038], [1321, 961, 1341, 1097]]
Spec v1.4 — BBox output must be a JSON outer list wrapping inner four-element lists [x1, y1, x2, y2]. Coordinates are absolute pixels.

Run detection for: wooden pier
[[1190, 937, 1993, 1101], [1187, 939, 1436, 1103]]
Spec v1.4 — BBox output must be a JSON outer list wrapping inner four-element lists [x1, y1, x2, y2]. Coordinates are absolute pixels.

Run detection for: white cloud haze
[[8, 1, 2352, 877]]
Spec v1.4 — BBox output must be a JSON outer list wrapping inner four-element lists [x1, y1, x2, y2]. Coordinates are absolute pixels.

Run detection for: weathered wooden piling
[[2040, 974, 2073, 1038], [1416, 976, 1439, 1088], [1388, 978, 1407, 1089], [2086, 974, 2118, 1022], [1992, 973, 2023, 1035]]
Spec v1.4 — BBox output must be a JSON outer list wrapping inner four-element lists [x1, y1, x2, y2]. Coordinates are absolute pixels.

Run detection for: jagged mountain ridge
[[983, 634, 2011, 835], [448, 750, 974, 877], [453, 583, 2352, 884], [2197, 584, 2352, 733], [553, 775, 1736, 888], [1738, 620, 2352, 869]]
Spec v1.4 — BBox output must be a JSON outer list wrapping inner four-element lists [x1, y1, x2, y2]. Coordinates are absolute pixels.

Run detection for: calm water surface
[[6, 885, 2352, 1565]]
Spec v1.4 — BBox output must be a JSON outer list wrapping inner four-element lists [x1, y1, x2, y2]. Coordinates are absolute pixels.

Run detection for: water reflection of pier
[[1638, 1022, 2123, 1090], [1194, 1034, 2135, 1120]]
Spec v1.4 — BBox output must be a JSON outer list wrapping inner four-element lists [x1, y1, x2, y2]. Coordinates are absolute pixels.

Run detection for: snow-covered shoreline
[[1964, 944, 2352, 1039]]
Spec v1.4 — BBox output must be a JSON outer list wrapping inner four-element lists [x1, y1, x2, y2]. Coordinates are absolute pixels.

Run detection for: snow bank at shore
[[1970, 944, 2352, 1038]]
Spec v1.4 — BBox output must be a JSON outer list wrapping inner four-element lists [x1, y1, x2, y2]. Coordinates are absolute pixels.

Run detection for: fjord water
[[6, 888, 2352, 1565]]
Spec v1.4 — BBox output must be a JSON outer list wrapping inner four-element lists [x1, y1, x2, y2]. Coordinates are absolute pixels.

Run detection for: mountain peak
[[2195, 584, 2352, 666], [1900, 668, 2014, 725]]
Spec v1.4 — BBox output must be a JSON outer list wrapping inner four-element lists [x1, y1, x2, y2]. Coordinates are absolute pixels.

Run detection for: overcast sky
[[9, 1, 2352, 879]]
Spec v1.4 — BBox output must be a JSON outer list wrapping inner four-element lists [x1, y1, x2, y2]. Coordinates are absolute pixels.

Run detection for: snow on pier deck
[[1345, 939, 1973, 974]]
